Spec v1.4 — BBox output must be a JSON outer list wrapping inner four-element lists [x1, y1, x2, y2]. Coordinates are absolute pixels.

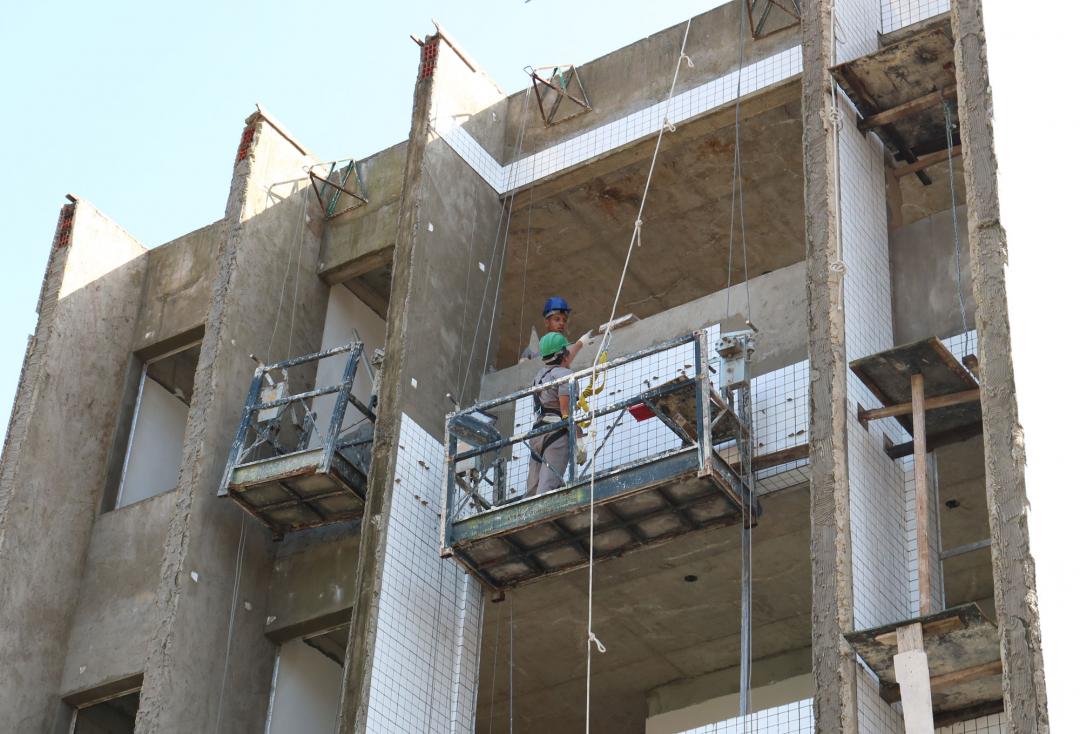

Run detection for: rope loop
[[588, 631, 607, 654], [663, 116, 677, 133], [829, 260, 847, 275], [681, 53, 695, 69]]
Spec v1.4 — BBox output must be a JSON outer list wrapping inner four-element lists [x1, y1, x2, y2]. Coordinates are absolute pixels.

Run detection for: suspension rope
[[508, 593, 515, 734], [460, 88, 533, 401], [584, 20, 694, 734], [943, 99, 971, 358], [213, 514, 248, 734]]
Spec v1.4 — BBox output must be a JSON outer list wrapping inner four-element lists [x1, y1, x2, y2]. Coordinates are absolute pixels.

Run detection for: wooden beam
[[858, 85, 957, 131], [885, 421, 983, 460], [730, 443, 810, 473], [892, 143, 962, 178], [912, 373, 932, 615], [882, 659, 1004, 704], [859, 388, 980, 423], [932, 659, 1003, 691], [875, 614, 964, 647]]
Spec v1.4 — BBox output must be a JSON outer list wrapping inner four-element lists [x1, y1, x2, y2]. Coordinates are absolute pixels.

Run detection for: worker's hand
[[577, 329, 594, 346]]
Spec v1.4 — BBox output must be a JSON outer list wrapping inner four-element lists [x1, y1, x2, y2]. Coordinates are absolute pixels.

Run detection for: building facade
[[0, 1, 1047, 732]]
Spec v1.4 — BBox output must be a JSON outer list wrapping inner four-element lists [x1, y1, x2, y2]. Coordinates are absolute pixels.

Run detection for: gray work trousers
[[526, 429, 569, 497]]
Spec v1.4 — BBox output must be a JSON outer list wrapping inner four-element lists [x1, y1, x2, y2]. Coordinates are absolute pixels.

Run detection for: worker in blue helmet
[[525, 332, 584, 496], [521, 296, 592, 364]]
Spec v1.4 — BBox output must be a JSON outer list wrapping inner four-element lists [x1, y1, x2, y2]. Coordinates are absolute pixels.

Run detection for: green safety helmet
[[539, 332, 571, 359]]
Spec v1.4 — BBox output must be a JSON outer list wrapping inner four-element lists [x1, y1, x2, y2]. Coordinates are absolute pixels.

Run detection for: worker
[[525, 332, 582, 497], [520, 296, 592, 363]]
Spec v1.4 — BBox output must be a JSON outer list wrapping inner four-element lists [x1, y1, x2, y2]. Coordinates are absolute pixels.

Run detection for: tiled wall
[[432, 46, 802, 195], [881, 0, 951, 34], [936, 713, 1005, 734], [675, 698, 814, 734], [856, 664, 905, 732], [365, 414, 483, 733]]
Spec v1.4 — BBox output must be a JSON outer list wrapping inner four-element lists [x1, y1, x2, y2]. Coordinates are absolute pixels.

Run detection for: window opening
[[115, 340, 201, 509], [70, 689, 140, 734]]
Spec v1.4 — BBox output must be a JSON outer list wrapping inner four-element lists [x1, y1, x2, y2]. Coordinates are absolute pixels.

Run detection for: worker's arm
[[567, 330, 593, 363]]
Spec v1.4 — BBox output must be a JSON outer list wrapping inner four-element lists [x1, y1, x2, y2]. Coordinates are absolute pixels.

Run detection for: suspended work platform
[[441, 331, 763, 591], [851, 336, 981, 459], [830, 17, 959, 184], [219, 342, 377, 536], [846, 603, 1003, 726]]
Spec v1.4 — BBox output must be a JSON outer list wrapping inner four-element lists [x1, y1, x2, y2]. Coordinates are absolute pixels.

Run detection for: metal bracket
[[307, 159, 368, 219], [526, 64, 592, 126], [745, 0, 801, 40]]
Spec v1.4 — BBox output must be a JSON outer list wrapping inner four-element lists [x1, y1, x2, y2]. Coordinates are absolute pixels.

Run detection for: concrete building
[[0, 0, 1048, 732]]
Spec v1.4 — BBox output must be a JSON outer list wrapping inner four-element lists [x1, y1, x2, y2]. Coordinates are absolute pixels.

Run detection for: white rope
[[943, 100, 971, 358], [460, 88, 533, 401], [213, 514, 248, 734], [584, 20, 694, 734]]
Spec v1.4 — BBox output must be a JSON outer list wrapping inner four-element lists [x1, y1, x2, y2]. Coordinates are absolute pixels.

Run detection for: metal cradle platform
[[219, 342, 377, 536], [441, 331, 762, 591]]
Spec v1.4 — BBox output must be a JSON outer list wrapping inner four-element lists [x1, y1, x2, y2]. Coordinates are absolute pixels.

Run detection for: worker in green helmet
[[525, 332, 582, 497]]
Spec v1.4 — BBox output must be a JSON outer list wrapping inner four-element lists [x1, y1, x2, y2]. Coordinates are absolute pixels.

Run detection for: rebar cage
[[441, 330, 762, 590], [218, 341, 377, 536]]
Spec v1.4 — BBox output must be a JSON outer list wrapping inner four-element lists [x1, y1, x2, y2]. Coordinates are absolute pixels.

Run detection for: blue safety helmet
[[543, 296, 571, 318]]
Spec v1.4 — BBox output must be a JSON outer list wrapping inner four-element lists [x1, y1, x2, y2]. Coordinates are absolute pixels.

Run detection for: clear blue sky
[[1, 0, 1077, 724], [0, 0, 723, 432]]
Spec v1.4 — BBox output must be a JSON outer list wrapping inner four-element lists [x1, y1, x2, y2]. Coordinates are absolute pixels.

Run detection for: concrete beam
[[318, 142, 408, 284], [950, 1, 1050, 730], [336, 32, 508, 734], [136, 110, 327, 733], [800, 1, 858, 732], [0, 198, 147, 733]]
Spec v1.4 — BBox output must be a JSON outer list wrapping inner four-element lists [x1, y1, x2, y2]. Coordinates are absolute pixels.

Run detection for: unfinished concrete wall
[[501, 1, 799, 160], [890, 205, 974, 344], [265, 521, 360, 641], [336, 31, 507, 734], [133, 221, 222, 353], [951, 0, 1049, 729], [136, 111, 327, 734], [318, 142, 408, 285], [0, 198, 147, 732], [60, 489, 174, 699], [480, 261, 808, 402]]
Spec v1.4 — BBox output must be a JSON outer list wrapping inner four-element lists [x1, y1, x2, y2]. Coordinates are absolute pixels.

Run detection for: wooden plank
[[858, 85, 956, 131], [932, 660, 1002, 691], [883, 659, 1003, 704], [912, 373, 932, 615], [885, 421, 983, 460], [730, 443, 809, 473], [859, 388, 980, 422], [875, 613, 965, 647], [892, 144, 962, 178]]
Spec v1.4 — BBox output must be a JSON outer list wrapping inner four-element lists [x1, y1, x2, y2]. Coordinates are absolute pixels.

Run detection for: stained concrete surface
[[265, 520, 361, 640], [481, 260, 808, 404], [500, 1, 799, 161], [494, 93, 805, 368], [476, 485, 811, 734], [935, 436, 994, 613], [136, 114, 328, 733], [889, 204, 974, 344], [0, 199, 147, 733], [132, 220, 222, 353], [336, 35, 510, 734], [60, 490, 175, 698]]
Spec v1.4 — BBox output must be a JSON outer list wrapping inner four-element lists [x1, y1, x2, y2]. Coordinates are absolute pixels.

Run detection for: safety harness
[[529, 366, 568, 471]]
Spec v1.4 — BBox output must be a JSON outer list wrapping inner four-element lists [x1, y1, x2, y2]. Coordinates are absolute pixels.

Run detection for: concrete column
[[337, 31, 507, 734], [0, 198, 147, 732], [950, 1, 1050, 731], [799, 2, 857, 732], [136, 111, 327, 733]]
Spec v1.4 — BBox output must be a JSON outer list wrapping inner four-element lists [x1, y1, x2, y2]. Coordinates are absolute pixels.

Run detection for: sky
[[1, 0, 1076, 727]]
